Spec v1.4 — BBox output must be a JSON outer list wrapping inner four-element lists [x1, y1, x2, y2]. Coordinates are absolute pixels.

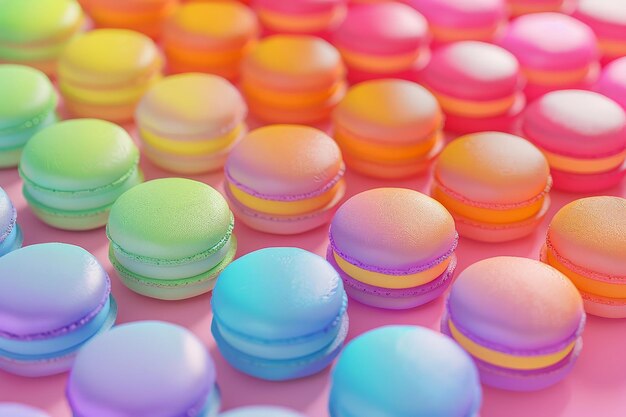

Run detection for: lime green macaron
[[107, 178, 237, 300], [19, 119, 142, 230], [0, 65, 58, 168]]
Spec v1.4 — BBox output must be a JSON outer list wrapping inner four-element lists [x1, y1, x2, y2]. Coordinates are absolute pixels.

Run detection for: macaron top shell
[[220, 407, 306, 417], [68, 321, 215, 417], [0, 187, 16, 238], [522, 90, 626, 157], [548, 197, 626, 278], [435, 132, 550, 206], [0, 0, 82, 44], [331, 326, 480, 417], [19, 119, 139, 192], [0, 404, 50, 417], [107, 178, 233, 262], [422, 41, 520, 101], [0, 243, 109, 339], [407, 0, 506, 29], [574, 0, 626, 38], [330, 188, 457, 272], [136, 73, 247, 138], [448, 257, 584, 351], [333, 79, 443, 143], [226, 125, 343, 200], [596, 57, 626, 109], [212, 247, 346, 340]]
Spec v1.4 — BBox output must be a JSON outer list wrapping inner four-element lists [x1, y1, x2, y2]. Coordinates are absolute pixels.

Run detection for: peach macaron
[[253, 0, 348, 37], [432, 132, 551, 242]]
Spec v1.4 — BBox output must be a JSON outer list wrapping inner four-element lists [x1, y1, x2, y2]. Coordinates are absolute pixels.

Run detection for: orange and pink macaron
[[573, 0, 626, 64], [252, 0, 348, 37], [506, 0, 569, 16], [522, 89, 626, 192], [595, 56, 626, 111]]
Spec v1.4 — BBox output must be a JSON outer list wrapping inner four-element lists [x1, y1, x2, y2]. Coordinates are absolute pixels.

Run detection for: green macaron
[[106, 178, 237, 300], [19, 119, 143, 230]]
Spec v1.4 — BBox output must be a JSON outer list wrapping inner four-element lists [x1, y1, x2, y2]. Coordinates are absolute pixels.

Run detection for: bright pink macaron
[[595, 56, 626, 111], [573, 0, 626, 64], [253, 0, 348, 37], [522, 89, 626, 192]]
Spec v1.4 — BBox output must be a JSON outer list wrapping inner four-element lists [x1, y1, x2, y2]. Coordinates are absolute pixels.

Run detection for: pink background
[[1, 127, 626, 417]]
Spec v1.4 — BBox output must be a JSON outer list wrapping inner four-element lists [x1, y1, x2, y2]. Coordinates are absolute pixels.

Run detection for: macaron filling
[[523, 65, 596, 86], [433, 91, 518, 118], [257, 7, 344, 33], [140, 123, 245, 156], [59, 72, 162, 106], [539, 147, 626, 174]]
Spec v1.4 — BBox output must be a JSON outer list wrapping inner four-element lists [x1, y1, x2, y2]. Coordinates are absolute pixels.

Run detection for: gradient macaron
[[67, 321, 220, 417], [542, 197, 626, 318], [225, 125, 345, 235], [499, 13, 600, 101], [0, 243, 116, 377], [521, 89, 626, 192], [329, 326, 481, 417], [163, 1, 259, 79], [241, 35, 346, 125], [595, 56, 626, 111], [432, 132, 551, 242], [136, 73, 247, 174], [0, 404, 50, 417], [421, 41, 524, 134], [506, 0, 566, 16], [332, 79, 444, 179], [220, 407, 306, 417], [107, 178, 236, 300], [0, 65, 57, 168], [253, 0, 348, 37], [333, 3, 430, 83], [0, 187, 22, 257], [328, 188, 458, 310], [442, 256, 585, 391], [58, 29, 163, 123], [19, 119, 142, 231], [573, 0, 626, 63], [212, 247, 349, 381], [0, 0, 84, 76]]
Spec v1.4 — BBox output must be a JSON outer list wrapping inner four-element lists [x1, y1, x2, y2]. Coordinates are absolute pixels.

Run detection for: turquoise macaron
[[220, 407, 306, 417], [0, 187, 22, 257]]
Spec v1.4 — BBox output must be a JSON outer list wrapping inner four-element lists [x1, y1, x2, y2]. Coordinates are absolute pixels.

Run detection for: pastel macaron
[[542, 197, 626, 318], [506, 0, 566, 16], [220, 407, 305, 417], [136, 73, 247, 174], [67, 321, 220, 417], [329, 326, 481, 417], [573, 0, 626, 63], [19, 119, 143, 231], [0, 187, 22, 257], [58, 29, 163, 123], [521, 90, 626, 192], [421, 41, 525, 134], [0, 404, 50, 417], [442, 257, 585, 391], [333, 3, 430, 83], [107, 178, 236, 300], [332, 79, 444, 179], [499, 13, 600, 100], [241, 35, 346, 125], [225, 125, 345, 235], [328, 188, 458, 310], [163, 2, 259, 79], [212, 247, 349, 381], [432, 132, 552, 242], [253, 0, 348, 37], [0, 65, 58, 168], [0, 0, 84, 76], [0, 243, 117, 377], [595, 56, 626, 111]]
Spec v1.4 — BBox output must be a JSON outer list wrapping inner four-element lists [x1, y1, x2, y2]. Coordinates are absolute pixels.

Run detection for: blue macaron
[[0, 187, 22, 257]]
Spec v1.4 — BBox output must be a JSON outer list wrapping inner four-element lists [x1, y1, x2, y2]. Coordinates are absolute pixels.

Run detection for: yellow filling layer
[[523, 66, 590, 86], [542, 148, 626, 174], [140, 123, 243, 156], [59, 73, 161, 105], [339, 48, 421, 73], [434, 91, 516, 117]]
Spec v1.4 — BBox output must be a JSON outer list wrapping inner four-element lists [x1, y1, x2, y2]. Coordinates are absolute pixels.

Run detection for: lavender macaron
[[0, 404, 50, 417]]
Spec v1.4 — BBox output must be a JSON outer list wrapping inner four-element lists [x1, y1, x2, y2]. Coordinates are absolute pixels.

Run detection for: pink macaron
[[521, 89, 626, 192], [595, 56, 626, 111], [573, 0, 626, 64]]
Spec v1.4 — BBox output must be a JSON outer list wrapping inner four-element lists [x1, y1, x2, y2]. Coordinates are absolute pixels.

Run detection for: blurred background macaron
[[220, 407, 306, 417], [573, 0, 626, 64], [253, 0, 347, 37], [506, 0, 567, 16], [0, 187, 22, 257], [0, 404, 50, 417], [595, 56, 626, 111]]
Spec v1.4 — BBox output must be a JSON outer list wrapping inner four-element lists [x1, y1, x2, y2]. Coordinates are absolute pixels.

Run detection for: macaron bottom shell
[[62, 98, 142, 124], [443, 94, 525, 135], [0, 112, 59, 169], [550, 163, 626, 193], [0, 224, 23, 257]]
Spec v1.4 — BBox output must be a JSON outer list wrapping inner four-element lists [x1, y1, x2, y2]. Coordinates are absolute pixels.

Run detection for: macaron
[[421, 41, 525, 134], [442, 256, 585, 391], [329, 326, 481, 417], [0, 404, 50, 417], [253, 0, 348, 37], [542, 197, 626, 318], [211, 247, 349, 381], [595, 56, 626, 111], [224, 125, 345, 235], [241, 35, 346, 125], [327, 188, 458, 310], [19, 119, 143, 231], [136, 73, 247, 174], [407, 0, 507, 44], [573, 0, 626, 63], [499, 13, 600, 101], [0, 187, 22, 257], [163, 2, 259, 79], [432, 132, 552, 242], [333, 3, 430, 83], [0, 243, 117, 377], [521, 89, 626, 192], [58, 29, 163, 123], [67, 321, 220, 417], [0, 0, 84, 76], [0, 65, 58, 168], [332, 79, 444, 179], [107, 178, 236, 300], [506, 0, 566, 16], [220, 407, 306, 417]]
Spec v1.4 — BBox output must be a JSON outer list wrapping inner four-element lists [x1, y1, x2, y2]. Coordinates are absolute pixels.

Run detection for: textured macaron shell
[[67, 321, 215, 417], [0, 404, 50, 417], [448, 257, 584, 351], [0, 188, 15, 237], [0, 0, 82, 44], [408, 0, 506, 28], [330, 188, 457, 271], [0, 243, 109, 338], [596, 57, 626, 110], [212, 247, 345, 340], [330, 326, 481, 417], [574, 0, 626, 39], [220, 406, 305, 417], [548, 197, 626, 278]]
